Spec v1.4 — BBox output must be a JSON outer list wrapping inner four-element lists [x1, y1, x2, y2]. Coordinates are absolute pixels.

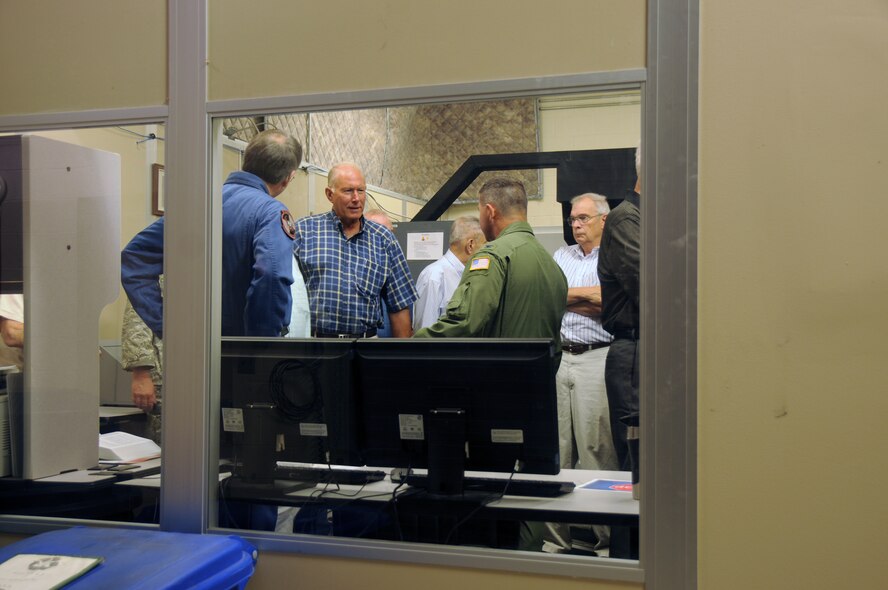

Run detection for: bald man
[[412, 216, 486, 331], [293, 164, 416, 338]]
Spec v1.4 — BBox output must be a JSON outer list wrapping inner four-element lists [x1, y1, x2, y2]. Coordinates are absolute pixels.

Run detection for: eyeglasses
[[566, 214, 603, 225]]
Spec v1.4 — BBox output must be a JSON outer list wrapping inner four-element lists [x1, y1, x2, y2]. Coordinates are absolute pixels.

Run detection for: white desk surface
[[36, 458, 162, 484], [99, 406, 143, 418], [487, 469, 637, 519], [35, 471, 116, 484], [279, 466, 638, 521], [116, 474, 161, 489], [116, 468, 229, 490], [115, 465, 638, 523]]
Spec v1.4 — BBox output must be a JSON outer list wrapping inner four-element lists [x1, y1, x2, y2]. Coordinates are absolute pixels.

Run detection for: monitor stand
[[425, 408, 467, 496]]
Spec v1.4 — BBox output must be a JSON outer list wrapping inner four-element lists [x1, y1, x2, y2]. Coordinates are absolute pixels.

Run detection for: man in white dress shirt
[[549, 193, 619, 553], [412, 216, 486, 331]]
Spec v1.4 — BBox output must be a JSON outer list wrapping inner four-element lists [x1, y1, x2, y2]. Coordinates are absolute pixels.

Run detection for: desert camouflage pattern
[[122, 292, 163, 443]]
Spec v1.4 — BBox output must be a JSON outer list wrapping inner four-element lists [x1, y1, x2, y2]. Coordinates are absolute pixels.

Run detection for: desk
[[115, 465, 639, 545], [0, 459, 162, 521], [268, 467, 638, 528], [213, 466, 637, 547]]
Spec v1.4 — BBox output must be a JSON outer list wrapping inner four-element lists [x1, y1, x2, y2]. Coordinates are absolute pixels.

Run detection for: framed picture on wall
[[152, 163, 165, 216]]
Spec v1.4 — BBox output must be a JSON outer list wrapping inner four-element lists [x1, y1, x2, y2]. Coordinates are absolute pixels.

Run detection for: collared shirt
[[286, 257, 311, 338], [553, 244, 613, 345], [412, 249, 465, 331], [599, 189, 641, 336], [293, 211, 417, 335], [415, 222, 567, 344]]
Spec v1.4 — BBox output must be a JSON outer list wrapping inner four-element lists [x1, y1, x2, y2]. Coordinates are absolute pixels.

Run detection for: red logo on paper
[[611, 483, 633, 492]]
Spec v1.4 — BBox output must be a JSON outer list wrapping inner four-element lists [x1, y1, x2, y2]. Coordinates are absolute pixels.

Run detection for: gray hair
[[570, 193, 610, 215], [327, 162, 363, 187], [242, 129, 302, 185], [478, 178, 527, 216], [635, 142, 641, 180], [448, 216, 483, 245]]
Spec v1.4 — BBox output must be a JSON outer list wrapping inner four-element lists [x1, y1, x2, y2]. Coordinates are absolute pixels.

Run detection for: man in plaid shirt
[[293, 163, 416, 338]]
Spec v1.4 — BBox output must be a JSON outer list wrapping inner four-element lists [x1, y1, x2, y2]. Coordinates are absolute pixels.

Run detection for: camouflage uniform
[[122, 292, 163, 444]]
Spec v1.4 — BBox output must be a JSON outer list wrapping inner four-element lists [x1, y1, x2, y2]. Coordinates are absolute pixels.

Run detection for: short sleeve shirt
[[293, 212, 417, 334]]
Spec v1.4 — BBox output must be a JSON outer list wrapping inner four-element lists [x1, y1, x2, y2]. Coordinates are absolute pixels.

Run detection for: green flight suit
[[415, 221, 567, 343], [414, 220, 567, 551]]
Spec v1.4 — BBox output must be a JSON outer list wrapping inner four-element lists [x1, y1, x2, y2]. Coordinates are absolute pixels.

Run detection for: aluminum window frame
[[203, 71, 647, 583], [0, 0, 697, 586]]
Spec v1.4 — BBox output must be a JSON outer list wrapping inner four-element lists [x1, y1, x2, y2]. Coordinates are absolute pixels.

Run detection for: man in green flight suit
[[414, 178, 568, 343], [414, 177, 568, 551]]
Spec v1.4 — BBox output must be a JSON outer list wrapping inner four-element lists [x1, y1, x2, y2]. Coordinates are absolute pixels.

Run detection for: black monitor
[[220, 338, 360, 481], [354, 338, 561, 494]]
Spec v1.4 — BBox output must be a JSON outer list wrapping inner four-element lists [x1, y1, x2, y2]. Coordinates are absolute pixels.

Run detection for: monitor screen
[[354, 338, 561, 484], [220, 338, 359, 479]]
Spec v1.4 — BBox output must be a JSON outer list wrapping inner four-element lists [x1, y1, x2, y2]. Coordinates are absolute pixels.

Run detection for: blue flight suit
[[122, 171, 295, 338]]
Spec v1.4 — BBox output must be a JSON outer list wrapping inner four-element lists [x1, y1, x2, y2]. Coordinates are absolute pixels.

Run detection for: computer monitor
[[220, 338, 359, 481], [354, 338, 561, 494]]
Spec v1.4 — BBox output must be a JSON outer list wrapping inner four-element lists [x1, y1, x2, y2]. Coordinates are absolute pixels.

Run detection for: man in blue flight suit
[[121, 129, 303, 532], [121, 129, 303, 338]]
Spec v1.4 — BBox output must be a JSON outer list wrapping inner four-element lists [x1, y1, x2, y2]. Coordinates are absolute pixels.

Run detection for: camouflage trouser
[[146, 399, 162, 444]]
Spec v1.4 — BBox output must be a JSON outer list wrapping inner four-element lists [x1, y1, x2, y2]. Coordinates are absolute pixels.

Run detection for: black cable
[[115, 126, 165, 142], [306, 484, 414, 539], [366, 191, 410, 221], [442, 466, 518, 545], [389, 474, 411, 541], [217, 470, 243, 530], [268, 359, 323, 421], [267, 359, 326, 462]]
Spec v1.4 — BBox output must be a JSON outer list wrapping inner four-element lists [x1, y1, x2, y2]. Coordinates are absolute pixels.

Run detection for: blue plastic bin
[[0, 527, 257, 589]]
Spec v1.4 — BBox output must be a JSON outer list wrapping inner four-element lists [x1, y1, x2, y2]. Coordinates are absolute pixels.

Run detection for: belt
[[312, 328, 377, 339], [561, 341, 610, 355], [612, 328, 639, 340]]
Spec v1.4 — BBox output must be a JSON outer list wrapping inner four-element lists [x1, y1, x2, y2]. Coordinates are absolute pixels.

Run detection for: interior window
[[210, 91, 642, 560], [0, 125, 165, 524]]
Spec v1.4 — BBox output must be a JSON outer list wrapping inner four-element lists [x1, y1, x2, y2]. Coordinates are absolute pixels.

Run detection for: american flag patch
[[470, 257, 490, 271]]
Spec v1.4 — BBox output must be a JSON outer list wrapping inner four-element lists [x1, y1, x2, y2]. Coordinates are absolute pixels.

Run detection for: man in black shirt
[[598, 147, 641, 469], [597, 145, 641, 559]]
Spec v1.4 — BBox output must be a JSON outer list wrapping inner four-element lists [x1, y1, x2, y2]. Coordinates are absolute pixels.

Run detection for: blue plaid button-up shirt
[[293, 211, 417, 334]]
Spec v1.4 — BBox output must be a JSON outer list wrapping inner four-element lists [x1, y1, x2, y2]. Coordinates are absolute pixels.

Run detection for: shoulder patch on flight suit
[[280, 210, 296, 239], [470, 257, 490, 271]]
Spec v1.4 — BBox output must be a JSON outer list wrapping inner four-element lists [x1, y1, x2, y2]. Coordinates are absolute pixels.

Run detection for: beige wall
[[5, 0, 888, 586], [208, 0, 645, 100], [698, 0, 888, 588], [537, 94, 641, 227], [0, 1, 166, 116], [250, 552, 640, 590]]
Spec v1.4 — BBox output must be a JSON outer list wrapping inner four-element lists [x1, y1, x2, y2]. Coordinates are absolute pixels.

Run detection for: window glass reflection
[[213, 92, 641, 559], [0, 125, 164, 524]]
